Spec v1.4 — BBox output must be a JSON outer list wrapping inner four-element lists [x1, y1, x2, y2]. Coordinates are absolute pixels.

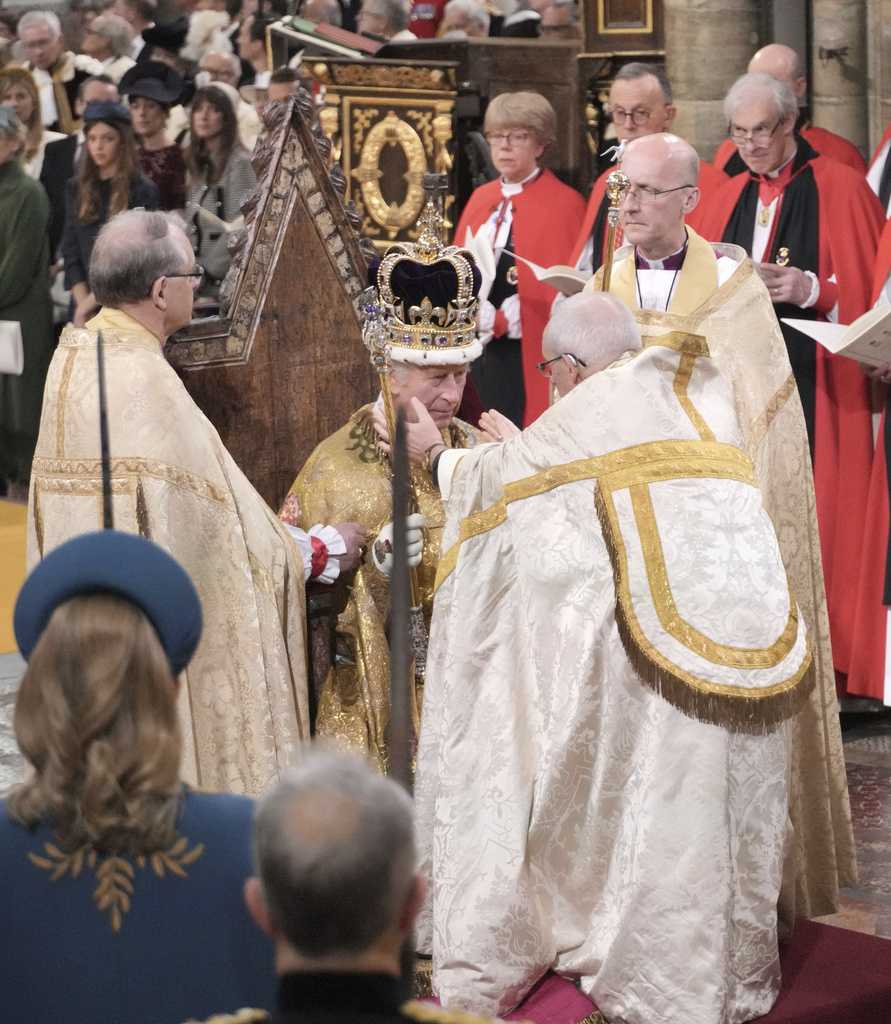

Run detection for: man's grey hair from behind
[[253, 748, 416, 959], [89, 209, 190, 306], [543, 292, 642, 374]]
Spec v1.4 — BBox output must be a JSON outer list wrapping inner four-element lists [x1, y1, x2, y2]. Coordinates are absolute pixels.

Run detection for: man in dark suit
[[191, 749, 496, 1024], [40, 75, 118, 257]]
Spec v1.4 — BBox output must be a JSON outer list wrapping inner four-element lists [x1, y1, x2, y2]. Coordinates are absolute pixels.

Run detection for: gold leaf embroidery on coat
[[28, 834, 205, 932]]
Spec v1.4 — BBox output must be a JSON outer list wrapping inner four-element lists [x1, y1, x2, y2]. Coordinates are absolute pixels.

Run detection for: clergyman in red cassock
[[712, 43, 866, 177], [847, 220, 891, 704], [697, 72, 884, 679], [567, 61, 725, 274]]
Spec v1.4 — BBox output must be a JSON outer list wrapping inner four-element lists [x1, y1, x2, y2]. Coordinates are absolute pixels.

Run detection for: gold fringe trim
[[576, 1013, 608, 1024], [594, 483, 814, 733], [414, 956, 434, 999]]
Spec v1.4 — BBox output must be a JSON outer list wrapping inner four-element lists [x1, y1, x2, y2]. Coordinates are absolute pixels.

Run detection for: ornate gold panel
[[306, 58, 457, 252]]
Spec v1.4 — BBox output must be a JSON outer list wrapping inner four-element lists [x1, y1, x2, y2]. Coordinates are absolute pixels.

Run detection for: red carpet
[[428, 920, 891, 1023], [758, 919, 891, 1023]]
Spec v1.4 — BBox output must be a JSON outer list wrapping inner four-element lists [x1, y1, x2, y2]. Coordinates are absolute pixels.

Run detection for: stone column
[[810, 0, 868, 153], [664, 0, 761, 161], [867, 0, 891, 153]]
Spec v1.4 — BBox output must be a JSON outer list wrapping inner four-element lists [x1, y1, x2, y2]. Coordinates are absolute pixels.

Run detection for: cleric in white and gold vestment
[[27, 211, 310, 795], [415, 293, 812, 1024]]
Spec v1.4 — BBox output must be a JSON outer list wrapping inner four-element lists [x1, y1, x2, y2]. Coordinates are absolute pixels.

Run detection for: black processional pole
[[390, 407, 417, 1000], [96, 331, 114, 530], [388, 405, 413, 794]]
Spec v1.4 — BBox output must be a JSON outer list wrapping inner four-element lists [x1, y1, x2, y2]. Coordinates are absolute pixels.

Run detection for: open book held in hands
[[781, 301, 891, 368], [506, 251, 591, 296]]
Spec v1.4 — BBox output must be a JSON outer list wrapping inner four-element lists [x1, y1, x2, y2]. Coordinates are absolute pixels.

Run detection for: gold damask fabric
[[630, 252, 855, 921], [592, 236, 853, 918], [27, 308, 310, 796], [288, 404, 476, 771]]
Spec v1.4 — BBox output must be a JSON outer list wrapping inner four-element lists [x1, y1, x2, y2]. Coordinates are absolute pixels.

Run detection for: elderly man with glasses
[[18, 10, 104, 133], [697, 72, 884, 693], [27, 208, 366, 797], [568, 61, 726, 277]]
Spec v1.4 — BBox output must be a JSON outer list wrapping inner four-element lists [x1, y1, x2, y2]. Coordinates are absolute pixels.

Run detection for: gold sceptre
[[601, 169, 630, 292]]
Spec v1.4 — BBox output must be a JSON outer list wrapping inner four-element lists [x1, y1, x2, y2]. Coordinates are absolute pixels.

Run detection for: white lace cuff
[[309, 524, 346, 584]]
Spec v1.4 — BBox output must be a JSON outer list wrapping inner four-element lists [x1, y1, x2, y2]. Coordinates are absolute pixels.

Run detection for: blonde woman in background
[[0, 66, 65, 178]]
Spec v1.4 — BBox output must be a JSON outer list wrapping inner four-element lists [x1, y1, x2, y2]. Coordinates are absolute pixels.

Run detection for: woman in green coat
[[0, 107, 53, 496]]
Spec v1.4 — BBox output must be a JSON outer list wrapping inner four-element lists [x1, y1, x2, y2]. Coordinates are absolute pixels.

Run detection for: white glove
[[371, 513, 426, 577]]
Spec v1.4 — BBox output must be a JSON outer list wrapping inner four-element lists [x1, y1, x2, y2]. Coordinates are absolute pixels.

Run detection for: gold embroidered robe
[[288, 404, 476, 770], [27, 308, 310, 795], [591, 228, 856, 919]]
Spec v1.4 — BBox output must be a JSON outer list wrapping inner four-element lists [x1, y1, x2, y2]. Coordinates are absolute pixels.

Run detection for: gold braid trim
[[32, 456, 235, 509], [642, 330, 710, 357], [575, 1014, 609, 1024], [672, 351, 716, 442], [435, 440, 756, 591], [594, 482, 813, 732], [628, 482, 798, 668], [750, 373, 798, 450]]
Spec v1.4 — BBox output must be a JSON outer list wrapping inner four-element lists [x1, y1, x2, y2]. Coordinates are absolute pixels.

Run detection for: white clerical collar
[[500, 166, 540, 198], [766, 150, 796, 179]]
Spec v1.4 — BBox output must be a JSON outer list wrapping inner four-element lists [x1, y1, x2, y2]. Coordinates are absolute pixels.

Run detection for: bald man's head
[[748, 43, 806, 101], [616, 133, 700, 260], [622, 131, 699, 186]]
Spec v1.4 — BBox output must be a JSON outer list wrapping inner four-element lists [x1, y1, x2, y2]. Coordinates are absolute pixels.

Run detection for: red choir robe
[[697, 140, 884, 675], [714, 122, 867, 176], [455, 169, 585, 424], [568, 159, 726, 271], [847, 220, 891, 702]]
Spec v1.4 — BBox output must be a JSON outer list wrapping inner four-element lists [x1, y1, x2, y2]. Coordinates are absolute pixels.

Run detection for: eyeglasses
[[484, 130, 532, 148], [166, 264, 205, 289], [621, 182, 695, 204], [537, 352, 587, 377], [608, 106, 652, 126], [728, 119, 781, 147]]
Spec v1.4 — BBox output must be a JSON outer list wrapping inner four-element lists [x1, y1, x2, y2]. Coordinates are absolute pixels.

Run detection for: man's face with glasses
[[607, 74, 675, 143], [728, 95, 795, 176], [618, 142, 698, 256], [537, 350, 586, 398], [19, 25, 65, 71]]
